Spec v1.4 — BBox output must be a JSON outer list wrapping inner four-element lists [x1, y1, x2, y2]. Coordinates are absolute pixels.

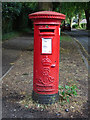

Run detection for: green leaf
[[73, 91, 77, 96], [71, 85, 77, 90], [65, 85, 70, 89], [67, 98, 70, 103], [63, 97, 66, 99], [59, 85, 62, 89], [62, 91, 65, 96], [67, 90, 71, 94], [25, 105, 28, 108], [59, 85, 64, 89], [66, 96, 69, 98]]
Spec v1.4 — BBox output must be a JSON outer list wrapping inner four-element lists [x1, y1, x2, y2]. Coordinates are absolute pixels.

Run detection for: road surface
[[65, 29, 90, 54]]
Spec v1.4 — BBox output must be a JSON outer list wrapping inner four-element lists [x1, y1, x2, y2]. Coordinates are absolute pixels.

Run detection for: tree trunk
[[70, 18, 72, 28], [85, 9, 90, 30], [78, 13, 81, 28], [38, 2, 53, 11], [64, 20, 65, 26]]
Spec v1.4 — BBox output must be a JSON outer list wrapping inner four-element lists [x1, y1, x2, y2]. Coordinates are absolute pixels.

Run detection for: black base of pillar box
[[32, 91, 59, 104]]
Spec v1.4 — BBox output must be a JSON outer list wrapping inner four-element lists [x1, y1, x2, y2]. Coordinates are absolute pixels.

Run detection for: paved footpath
[[2, 34, 34, 76]]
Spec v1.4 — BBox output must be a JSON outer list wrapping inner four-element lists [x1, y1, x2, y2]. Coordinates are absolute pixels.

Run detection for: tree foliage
[[2, 2, 22, 33], [2, 2, 22, 20], [53, 2, 89, 29], [2, 2, 90, 34], [2, 2, 38, 34]]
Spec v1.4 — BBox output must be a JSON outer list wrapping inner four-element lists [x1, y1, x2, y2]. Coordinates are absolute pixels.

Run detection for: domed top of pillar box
[[29, 11, 66, 24]]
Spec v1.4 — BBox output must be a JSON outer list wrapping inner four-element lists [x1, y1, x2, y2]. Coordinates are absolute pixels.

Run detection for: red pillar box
[[29, 11, 65, 104]]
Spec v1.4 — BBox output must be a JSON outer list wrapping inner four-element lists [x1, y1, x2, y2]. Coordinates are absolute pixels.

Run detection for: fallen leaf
[[10, 62, 14, 65]]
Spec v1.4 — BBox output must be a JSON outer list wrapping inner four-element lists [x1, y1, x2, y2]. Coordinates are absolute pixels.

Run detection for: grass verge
[[2, 28, 33, 41], [60, 33, 73, 42], [2, 31, 21, 41]]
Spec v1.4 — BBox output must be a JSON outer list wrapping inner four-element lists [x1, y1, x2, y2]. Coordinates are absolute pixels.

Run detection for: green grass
[[2, 28, 33, 41], [2, 30, 72, 43], [20, 27, 33, 33], [60, 33, 73, 42], [2, 31, 22, 41]]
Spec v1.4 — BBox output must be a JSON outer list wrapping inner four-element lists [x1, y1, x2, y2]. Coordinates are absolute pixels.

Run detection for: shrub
[[80, 23, 86, 29], [59, 84, 78, 103], [72, 24, 78, 28]]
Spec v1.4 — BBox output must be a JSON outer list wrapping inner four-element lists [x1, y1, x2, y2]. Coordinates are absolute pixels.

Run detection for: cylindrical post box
[[29, 11, 65, 104]]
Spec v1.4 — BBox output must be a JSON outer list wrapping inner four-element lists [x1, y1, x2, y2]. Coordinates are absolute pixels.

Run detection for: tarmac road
[[65, 29, 90, 54]]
